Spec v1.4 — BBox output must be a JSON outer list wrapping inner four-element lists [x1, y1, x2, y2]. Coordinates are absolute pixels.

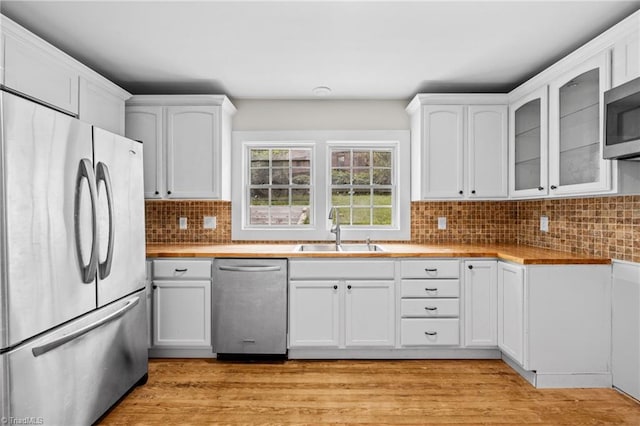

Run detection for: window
[[247, 147, 312, 226], [330, 147, 394, 226], [232, 131, 410, 241]]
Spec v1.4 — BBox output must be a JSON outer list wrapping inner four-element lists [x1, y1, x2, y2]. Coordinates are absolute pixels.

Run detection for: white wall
[[232, 99, 410, 131]]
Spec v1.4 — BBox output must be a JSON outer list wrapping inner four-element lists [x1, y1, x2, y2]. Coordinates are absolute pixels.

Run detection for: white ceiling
[[2, 1, 640, 100]]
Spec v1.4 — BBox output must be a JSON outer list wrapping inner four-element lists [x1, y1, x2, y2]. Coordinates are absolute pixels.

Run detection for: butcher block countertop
[[146, 243, 610, 265]]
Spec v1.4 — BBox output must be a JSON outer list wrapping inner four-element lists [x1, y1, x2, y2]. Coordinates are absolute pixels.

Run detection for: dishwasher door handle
[[217, 265, 282, 272]]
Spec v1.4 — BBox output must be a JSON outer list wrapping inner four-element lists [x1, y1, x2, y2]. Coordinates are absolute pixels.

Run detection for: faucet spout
[[329, 207, 341, 248]]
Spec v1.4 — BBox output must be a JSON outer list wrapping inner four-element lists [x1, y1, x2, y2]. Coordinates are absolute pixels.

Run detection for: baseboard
[[502, 353, 612, 388], [288, 347, 501, 359]]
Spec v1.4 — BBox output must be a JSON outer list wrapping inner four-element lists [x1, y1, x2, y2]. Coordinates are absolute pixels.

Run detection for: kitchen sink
[[293, 243, 387, 252]]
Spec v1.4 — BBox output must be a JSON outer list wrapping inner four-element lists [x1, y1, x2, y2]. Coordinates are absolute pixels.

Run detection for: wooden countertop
[[146, 243, 610, 265]]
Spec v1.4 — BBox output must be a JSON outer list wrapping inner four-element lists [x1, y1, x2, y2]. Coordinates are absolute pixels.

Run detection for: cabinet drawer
[[401, 260, 459, 279], [401, 280, 459, 298], [401, 298, 459, 318], [401, 319, 460, 346], [153, 260, 212, 279], [289, 260, 394, 280]]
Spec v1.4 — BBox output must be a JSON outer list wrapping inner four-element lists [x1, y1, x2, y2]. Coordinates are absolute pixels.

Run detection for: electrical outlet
[[438, 217, 447, 230], [179, 217, 188, 230], [204, 216, 217, 229], [540, 215, 549, 232]]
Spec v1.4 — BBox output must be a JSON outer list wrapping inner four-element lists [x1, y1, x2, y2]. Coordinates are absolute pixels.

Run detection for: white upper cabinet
[[407, 95, 508, 200], [125, 95, 236, 200], [509, 87, 549, 198], [548, 51, 611, 196], [125, 106, 164, 198], [467, 105, 509, 198], [420, 105, 465, 198], [1, 16, 130, 129]]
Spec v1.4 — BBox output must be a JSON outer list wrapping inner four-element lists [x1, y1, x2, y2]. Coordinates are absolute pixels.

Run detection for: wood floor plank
[[99, 359, 640, 425]]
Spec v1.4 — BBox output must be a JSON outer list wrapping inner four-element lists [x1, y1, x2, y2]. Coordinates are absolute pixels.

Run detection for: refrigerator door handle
[[96, 162, 115, 280], [31, 297, 140, 357], [75, 158, 99, 284]]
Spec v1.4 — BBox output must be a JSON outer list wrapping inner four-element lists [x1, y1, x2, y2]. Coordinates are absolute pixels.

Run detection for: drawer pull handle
[[175, 268, 188, 272], [424, 306, 438, 311], [242, 339, 256, 343], [424, 331, 438, 336], [425, 288, 438, 292], [425, 268, 438, 272]]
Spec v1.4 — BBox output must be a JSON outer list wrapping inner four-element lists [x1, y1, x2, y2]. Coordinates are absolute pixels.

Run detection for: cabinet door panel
[[125, 106, 163, 198], [153, 280, 211, 347], [4, 33, 79, 114], [345, 281, 395, 347], [467, 105, 508, 198], [509, 86, 549, 197], [79, 77, 125, 135], [464, 261, 497, 347], [166, 106, 220, 198], [289, 281, 340, 347], [548, 51, 612, 195], [422, 106, 465, 198], [497, 263, 525, 365]]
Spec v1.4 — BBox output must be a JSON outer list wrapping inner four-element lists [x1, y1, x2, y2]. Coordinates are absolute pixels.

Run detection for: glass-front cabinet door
[[509, 86, 548, 197], [548, 51, 612, 195]]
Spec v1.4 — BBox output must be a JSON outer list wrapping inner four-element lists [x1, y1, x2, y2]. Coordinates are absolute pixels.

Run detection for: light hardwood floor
[[99, 359, 640, 425]]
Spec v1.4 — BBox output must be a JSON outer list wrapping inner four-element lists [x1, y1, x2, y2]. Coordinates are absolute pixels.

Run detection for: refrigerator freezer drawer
[[0, 290, 148, 425]]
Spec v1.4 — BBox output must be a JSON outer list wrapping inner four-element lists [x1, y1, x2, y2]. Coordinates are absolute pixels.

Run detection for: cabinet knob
[[471, 190, 476, 194], [468, 265, 473, 270], [152, 284, 157, 289], [458, 190, 463, 195], [333, 285, 338, 290], [550, 185, 557, 190], [167, 190, 172, 195], [347, 285, 352, 290], [538, 186, 544, 191], [155, 190, 159, 195]]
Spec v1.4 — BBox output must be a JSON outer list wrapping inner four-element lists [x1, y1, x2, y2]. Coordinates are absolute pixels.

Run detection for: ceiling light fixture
[[312, 86, 332, 97]]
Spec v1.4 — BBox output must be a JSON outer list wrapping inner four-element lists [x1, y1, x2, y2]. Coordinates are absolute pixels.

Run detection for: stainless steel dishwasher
[[212, 258, 287, 355]]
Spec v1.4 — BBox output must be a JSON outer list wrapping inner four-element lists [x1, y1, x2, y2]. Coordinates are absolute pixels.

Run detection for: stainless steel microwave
[[604, 76, 640, 160]]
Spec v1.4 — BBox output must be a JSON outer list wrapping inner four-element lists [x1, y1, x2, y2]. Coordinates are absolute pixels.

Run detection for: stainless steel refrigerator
[[0, 90, 148, 424]]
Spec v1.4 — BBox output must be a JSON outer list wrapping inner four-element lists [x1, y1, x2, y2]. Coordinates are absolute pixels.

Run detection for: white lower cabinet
[[288, 260, 395, 349], [464, 260, 498, 347], [150, 259, 213, 357], [497, 261, 611, 387], [289, 281, 340, 347]]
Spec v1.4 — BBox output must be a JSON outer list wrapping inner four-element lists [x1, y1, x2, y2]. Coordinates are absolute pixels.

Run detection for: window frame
[[232, 130, 410, 241]]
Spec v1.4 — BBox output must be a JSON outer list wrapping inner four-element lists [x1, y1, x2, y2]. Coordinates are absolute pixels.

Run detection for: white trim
[[288, 348, 501, 359], [232, 130, 410, 241]]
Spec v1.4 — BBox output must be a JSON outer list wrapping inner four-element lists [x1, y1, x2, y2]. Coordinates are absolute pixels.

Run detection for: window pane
[[291, 149, 311, 167], [373, 188, 392, 206], [353, 151, 370, 167], [249, 188, 269, 205], [249, 206, 269, 225], [292, 168, 310, 185], [372, 168, 391, 185], [272, 149, 290, 161], [352, 168, 370, 185], [292, 206, 311, 225], [250, 168, 269, 185], [352, 208, 371, 225], [332, 151, 351, 167], [271, 188, 289, 205], [331, 168, 351, 185], [332, 189, 351, 206], [352, 189, 371, 206], [337, 207, 351, 225], [292, 188, 310, 206], [373, 208, 392, 225], [250, 149, 270, 167], [271, 168, 290, 185], [373, 151, 391, 167]]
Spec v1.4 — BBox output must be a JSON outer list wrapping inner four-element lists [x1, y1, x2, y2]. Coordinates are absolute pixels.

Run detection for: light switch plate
[[179, 217, 188, 230], [438, 217, 447, 230], [540, 215, 549, 232], [204, 216, 217, 229]]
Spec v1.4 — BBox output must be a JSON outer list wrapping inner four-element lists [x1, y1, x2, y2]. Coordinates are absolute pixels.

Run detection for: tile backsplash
[[145, 195, 640, 262]]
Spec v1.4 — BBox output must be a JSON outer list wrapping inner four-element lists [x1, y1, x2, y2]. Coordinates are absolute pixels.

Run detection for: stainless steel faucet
[[329, 207, 341, 249]]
